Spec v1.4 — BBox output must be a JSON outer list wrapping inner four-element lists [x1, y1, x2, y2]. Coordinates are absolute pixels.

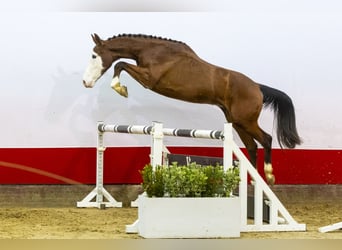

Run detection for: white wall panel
[[0, 8, 341, 149]]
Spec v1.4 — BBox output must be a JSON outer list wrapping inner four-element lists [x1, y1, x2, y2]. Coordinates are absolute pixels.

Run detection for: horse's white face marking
[[82, 52, 104, 88]]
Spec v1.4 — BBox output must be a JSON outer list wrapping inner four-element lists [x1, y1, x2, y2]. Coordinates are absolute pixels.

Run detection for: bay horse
[[82, 33, 302, 185]]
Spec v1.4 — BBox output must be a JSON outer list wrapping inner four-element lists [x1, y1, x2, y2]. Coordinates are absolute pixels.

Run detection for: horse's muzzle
[[83, 80, 93, 88]]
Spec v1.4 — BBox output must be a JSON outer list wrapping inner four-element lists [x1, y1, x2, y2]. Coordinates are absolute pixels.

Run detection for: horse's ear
[[91, 33, 102, 45]]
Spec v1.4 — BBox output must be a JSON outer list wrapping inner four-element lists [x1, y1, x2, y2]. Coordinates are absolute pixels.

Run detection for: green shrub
[[140, 162, 240, 198], [140, 165, 164, 197]]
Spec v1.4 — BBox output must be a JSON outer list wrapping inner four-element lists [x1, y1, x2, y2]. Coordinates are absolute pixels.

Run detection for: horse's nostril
[[83, 80, 90, 88]]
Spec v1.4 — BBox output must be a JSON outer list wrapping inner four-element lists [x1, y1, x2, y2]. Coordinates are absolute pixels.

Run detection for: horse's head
[[82, 33, 113, 88]]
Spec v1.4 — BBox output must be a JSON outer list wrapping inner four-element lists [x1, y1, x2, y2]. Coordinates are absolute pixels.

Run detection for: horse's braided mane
[[109, 33, 187, 45]]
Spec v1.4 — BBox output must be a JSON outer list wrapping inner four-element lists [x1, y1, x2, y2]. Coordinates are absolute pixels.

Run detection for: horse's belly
[[153, 83, 215, 105]]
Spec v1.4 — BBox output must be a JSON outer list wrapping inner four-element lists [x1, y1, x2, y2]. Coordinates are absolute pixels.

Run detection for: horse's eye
[[92, 54, 96, 59]]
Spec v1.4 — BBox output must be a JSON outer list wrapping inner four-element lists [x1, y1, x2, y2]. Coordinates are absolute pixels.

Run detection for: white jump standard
[[77, 122, 159, 208], [76, 122, 123, 208], [77, 121, 225, 208]]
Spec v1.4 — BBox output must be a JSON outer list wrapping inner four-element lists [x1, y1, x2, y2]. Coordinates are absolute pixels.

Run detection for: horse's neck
[[106, 37, 193, 60], [106, 38, 150, 59]]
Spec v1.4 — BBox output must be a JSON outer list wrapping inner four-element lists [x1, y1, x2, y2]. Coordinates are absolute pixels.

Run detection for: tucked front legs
[[111, 61, 152, 97], [111, 76, 128, 97]]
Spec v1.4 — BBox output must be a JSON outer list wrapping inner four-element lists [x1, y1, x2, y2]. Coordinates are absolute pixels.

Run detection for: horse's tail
[[259, 84, 302, 148]]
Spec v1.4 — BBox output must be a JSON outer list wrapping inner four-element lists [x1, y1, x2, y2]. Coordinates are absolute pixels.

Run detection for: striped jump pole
[[98, 121, 232, 170], [98, 122, 224, 139], [98, 123, 153, 135], [98, 122, 164, 168]]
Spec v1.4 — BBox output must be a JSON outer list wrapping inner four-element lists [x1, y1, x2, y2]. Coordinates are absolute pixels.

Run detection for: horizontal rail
[[162, 128, 223, 139], [99, 124, 153, 135], [98, 123, 223, 140]]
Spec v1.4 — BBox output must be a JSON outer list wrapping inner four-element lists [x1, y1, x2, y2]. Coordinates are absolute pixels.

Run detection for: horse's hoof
[[112, 84, 128, 98], [266, 174, 275, 186], [120, 86, 128, 98], [114, 87, 128, 98]]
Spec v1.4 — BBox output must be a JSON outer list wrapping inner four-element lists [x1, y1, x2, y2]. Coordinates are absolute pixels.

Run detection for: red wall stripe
[[0, 147, 341, 184]]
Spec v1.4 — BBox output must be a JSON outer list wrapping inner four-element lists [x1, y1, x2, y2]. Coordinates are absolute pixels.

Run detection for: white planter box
[[137, 194, 241, 238]]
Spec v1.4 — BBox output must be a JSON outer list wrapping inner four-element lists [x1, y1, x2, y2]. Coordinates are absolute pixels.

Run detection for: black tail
[[259, 84, 302, 148]]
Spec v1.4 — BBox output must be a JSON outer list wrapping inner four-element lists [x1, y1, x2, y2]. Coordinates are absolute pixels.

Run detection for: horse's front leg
[[111, 62, 129, 97], [111, 62, 151, 98]]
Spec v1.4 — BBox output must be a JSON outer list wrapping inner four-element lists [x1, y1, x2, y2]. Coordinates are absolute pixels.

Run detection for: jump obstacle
[[77, 121, 306, 233]]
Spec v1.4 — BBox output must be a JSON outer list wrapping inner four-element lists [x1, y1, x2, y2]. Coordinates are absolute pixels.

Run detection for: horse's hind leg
[[233, 124, 258, 168], [259, 130, 274, 185], [237, 122, 274, 185], [246, 124, 274, 185], [234, 124, 274, 186]]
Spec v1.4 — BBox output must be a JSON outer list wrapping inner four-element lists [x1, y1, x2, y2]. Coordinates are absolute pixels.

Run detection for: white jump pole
[[319, 222, 342, 233]]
